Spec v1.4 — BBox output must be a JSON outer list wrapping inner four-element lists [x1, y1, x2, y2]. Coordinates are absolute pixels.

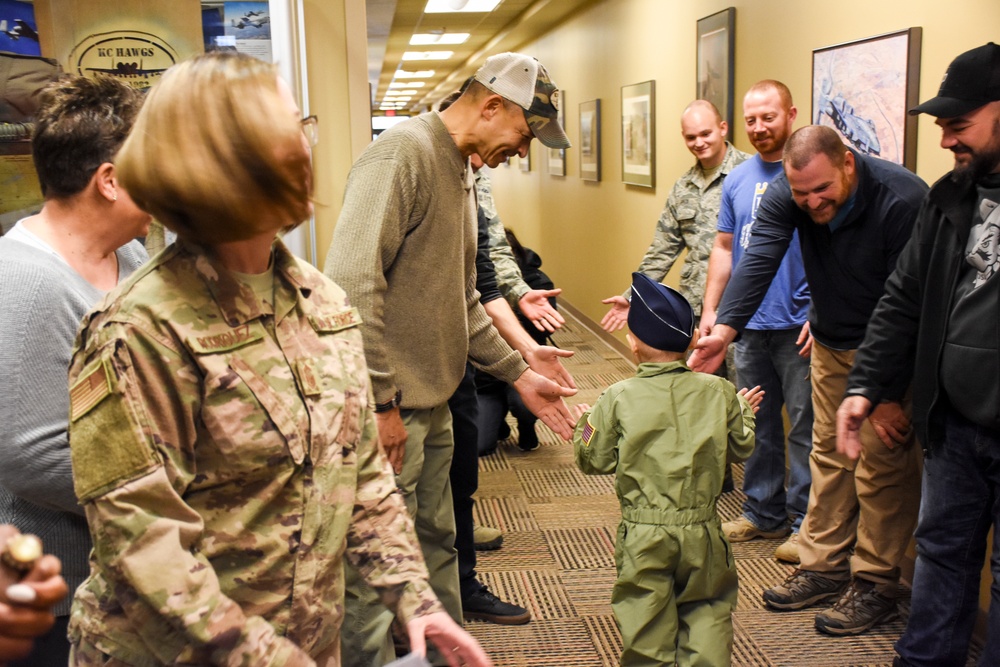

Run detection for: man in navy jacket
[[692, 124, 927, 636]]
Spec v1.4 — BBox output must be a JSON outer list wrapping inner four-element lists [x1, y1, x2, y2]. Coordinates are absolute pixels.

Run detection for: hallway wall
[[482, 0, 1000, 333]]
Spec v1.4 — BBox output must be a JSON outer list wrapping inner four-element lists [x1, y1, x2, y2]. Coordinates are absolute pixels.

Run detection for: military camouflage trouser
[[341, 404, 461, 667]]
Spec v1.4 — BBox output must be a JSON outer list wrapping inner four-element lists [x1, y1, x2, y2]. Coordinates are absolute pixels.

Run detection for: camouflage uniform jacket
[[627, 143, 750, 315], [475, 169, 531, 310], [66, 239, 441, 667]]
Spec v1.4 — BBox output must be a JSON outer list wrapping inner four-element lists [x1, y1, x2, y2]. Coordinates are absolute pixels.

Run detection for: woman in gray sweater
[[0, 75, 149, 665]]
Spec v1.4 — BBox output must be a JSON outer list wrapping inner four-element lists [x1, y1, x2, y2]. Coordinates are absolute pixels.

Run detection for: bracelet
[[374, 389, 403, 413]]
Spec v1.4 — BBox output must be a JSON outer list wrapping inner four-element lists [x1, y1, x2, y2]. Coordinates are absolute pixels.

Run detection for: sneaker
[[773, 532, 801, 564], [722, 516, 790, 543], [473, 524, 503, 551], [463, 587, 531, 625], [763, 569, 848, 610], [814, 578, 899, 636]]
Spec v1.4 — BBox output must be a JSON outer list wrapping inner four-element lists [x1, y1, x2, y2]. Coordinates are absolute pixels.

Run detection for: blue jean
[[734, 328, 813, 532], [895, 408, 1000, 667]]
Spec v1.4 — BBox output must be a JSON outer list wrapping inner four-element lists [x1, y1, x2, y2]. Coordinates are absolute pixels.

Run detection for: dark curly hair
[[31, 75, 143, 198]]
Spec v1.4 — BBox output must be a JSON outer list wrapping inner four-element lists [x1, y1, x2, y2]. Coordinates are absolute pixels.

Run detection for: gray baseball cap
[[474, 52, 570, 150]]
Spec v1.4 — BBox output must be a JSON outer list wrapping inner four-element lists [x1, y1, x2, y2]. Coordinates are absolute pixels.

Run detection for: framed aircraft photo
[[812, 28, 922, 171]]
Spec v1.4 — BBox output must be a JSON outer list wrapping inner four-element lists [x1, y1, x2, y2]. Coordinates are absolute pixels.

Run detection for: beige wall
[[481, 0, 1000, 336]]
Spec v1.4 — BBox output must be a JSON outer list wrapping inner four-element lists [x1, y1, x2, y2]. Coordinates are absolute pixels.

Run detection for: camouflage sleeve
[[486, 215, 531, 309], [626, 188, 685, 298], [68, 328, 314, 666], [476, 171, 531, 309], [573, 389, 620, 475], [346, 411, 444, 624], [726, 390, 757, 465]]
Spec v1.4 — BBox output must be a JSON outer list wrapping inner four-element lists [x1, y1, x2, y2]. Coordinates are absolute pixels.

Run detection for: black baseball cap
[[910, 42, 1000, 117]]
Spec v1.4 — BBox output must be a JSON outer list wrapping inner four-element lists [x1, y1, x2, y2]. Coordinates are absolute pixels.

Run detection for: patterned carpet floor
[[464, 311, 982, 666]]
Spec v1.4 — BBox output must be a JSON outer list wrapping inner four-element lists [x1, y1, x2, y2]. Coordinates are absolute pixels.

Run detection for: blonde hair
[[116, 51, 310, 244]]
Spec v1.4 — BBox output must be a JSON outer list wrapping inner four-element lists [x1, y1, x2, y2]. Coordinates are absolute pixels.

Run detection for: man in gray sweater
[[325, 52, 573, 666]]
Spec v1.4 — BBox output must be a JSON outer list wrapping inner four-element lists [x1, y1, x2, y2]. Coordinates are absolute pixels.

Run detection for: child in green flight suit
[[573, 273, 761, 667]]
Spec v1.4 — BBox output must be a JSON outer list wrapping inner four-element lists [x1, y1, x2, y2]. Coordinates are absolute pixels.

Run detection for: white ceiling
[[366, 0, 599, 115]]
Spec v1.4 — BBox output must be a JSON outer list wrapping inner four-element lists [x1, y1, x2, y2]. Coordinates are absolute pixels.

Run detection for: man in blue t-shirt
[[701, 80, 813, 565]]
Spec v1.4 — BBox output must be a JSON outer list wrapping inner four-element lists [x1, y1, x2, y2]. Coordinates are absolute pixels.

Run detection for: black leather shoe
[[463, 587, 531, 625]]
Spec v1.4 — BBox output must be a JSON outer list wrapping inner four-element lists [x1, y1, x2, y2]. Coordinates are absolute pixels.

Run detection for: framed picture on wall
[[621, 80, 655, 187], [696, 7, 735, 129], [812, 28, 922, 171], [519, 144, 531, 172], [579, 98, 601, 182], [547, 89, 566, 176]]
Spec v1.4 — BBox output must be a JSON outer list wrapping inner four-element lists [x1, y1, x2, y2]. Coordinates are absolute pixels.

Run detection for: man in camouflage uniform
[[66, 240, 449, 666], [475, 171, 564, 332], [600, 99, 750, 332]]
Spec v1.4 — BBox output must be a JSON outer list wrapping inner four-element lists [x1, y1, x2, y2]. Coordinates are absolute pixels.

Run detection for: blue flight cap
[[627, 272, 694, 352]]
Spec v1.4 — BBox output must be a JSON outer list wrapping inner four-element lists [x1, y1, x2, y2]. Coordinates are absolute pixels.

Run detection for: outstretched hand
[[519, 289, 565, 333], [737, 385, 765, 414], [600, 296, 630, 333], [513, 369, 577, 440], [570, 403, 590, 420], [523, 345, 576, 389], [688, 334, 726, 374]]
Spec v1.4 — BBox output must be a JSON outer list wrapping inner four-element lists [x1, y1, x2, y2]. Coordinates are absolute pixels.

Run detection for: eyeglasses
[[301, 115, 319, 147]]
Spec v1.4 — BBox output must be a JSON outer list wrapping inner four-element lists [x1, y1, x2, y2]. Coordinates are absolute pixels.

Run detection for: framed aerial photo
[[547, 89, 566, 176], [696, 7, 735, 129], [579, 98, 601, 182], [812, 28, 922, 171], [621, 80, 655, 187]]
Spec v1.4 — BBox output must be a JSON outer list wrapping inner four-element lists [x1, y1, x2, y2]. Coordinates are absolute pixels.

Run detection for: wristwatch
[[374, 389, 403, 413]]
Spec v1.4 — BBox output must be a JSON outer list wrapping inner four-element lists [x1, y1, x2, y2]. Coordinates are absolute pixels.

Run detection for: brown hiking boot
[[814, 578, 899, 636], [763, 569, 848, 610]]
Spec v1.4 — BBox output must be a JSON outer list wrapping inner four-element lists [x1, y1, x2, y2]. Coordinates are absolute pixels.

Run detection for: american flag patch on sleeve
[[582, 419, 596, 446]]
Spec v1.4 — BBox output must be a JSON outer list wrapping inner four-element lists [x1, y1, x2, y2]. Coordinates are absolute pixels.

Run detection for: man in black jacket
[[838, 42, 1000, 667], [691, 125, 927, 636]]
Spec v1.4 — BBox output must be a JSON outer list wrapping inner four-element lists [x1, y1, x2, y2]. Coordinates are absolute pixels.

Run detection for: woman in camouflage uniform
[[64, 51, 490, 667]]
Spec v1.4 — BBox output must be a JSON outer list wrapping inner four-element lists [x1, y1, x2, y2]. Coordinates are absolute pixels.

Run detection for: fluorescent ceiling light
[[410, 33, 470, 45], [401, 51, 453, 61], [424, 0, 502, 13], [383, 96, 414, 102], [388, 82, 425, 88], [395, 69, 435, 78]]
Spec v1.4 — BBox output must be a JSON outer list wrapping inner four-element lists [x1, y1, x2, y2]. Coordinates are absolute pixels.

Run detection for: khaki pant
[[798, 342, 921, 583], [342, 404, 461, 667]]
